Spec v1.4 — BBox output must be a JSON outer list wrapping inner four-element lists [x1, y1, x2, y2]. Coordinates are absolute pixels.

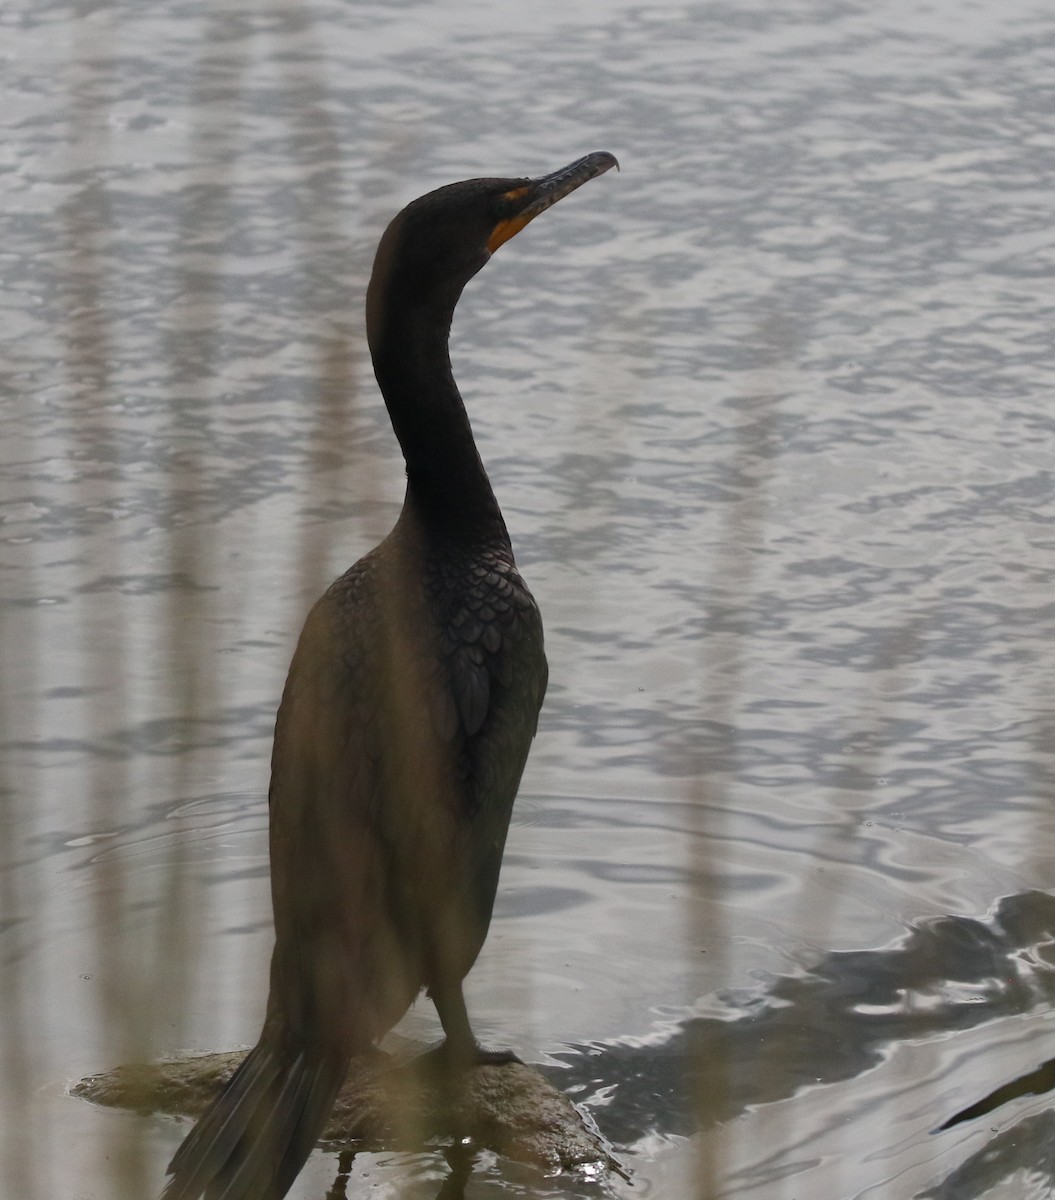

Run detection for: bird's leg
[[429, 979, 521, 1068]]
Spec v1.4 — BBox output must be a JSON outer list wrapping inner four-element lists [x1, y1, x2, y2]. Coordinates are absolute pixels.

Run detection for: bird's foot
[[464, 1042, 522, 1068], [417, 1036, 522, 1075]]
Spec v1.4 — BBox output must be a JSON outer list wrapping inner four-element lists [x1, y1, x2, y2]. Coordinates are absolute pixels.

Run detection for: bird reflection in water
[[543, 892, 1055, 1162], [322, 1142, 476, 1200]]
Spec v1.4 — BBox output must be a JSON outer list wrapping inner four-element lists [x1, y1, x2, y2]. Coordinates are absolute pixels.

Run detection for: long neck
[[369, 289, 507, 537]]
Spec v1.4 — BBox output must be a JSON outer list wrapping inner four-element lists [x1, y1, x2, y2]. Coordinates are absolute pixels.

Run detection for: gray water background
[[4, 0, 1055, 1196]]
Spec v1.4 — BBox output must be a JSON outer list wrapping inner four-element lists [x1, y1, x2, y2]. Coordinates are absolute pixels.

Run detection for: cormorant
[[162, 151, 618, 1200]]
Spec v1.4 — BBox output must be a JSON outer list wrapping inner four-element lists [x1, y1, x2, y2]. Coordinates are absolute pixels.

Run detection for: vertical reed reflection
[[274, 22, 363, 602], [0, 625, 42, 1200], [63, 4, 153, 1194], [691, 419, 758, 1197], [146, 0, 246, 1136], [693, 316, 787, 1197]]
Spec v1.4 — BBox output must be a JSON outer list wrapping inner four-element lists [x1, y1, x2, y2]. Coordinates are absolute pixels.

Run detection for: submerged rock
[[73, 1039, 618, 1177]]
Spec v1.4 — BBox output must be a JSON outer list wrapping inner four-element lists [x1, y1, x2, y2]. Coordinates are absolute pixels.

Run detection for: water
[[4, 0, 1055, 1195]]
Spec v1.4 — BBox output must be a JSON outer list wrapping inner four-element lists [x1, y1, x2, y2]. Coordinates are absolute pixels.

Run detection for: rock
[[72, 1038, 620, 1177]]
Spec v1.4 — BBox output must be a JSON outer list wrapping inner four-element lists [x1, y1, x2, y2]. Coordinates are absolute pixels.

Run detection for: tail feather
[[165, 1045, 282, 1195], [276, 1054, 352, 1197], [162, 1041, 348, 1200]]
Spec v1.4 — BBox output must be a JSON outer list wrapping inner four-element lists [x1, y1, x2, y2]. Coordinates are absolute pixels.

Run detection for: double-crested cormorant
[[162, 151, 618, 1200]]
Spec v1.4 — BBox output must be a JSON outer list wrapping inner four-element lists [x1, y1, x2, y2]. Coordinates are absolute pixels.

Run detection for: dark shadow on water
[[939, 1055, 1055, 1131], [919, 1110, 1055, 1199], [544, 891, 1055, 1148]]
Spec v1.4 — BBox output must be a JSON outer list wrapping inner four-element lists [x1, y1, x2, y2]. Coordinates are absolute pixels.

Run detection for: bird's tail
[[162, 1039, 348, 1200]]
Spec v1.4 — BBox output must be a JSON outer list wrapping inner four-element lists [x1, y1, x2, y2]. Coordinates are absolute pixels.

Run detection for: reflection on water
[[5, 0, 1055, 1195], [921, 1112, 1055, 1200], [942, 1056, 1055, 1132], [552, 891, 1055, 1143]]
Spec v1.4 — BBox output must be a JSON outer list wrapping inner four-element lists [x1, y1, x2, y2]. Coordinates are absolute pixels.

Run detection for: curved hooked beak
[[487, 151, 619, 254]]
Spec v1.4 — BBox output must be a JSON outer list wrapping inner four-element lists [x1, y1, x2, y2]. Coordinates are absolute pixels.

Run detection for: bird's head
[[367, 151, 618, 344]]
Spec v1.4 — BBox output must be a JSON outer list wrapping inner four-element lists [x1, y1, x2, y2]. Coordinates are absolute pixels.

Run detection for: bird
[[162, 150, 618, 1200]]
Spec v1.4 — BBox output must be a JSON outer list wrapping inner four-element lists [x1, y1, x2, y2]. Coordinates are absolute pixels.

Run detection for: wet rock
[[72, 1038, 618, 1176]]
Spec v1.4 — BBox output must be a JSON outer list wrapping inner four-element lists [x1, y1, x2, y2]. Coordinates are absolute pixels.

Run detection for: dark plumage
[[162, 150, 617, 1200]]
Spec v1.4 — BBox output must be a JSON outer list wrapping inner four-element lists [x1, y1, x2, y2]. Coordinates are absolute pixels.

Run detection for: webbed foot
[[417, 1036, 521, 1074]]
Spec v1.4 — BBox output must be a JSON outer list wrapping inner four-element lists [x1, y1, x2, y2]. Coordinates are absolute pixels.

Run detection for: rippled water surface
[[5, 0, 1055, 1196]]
